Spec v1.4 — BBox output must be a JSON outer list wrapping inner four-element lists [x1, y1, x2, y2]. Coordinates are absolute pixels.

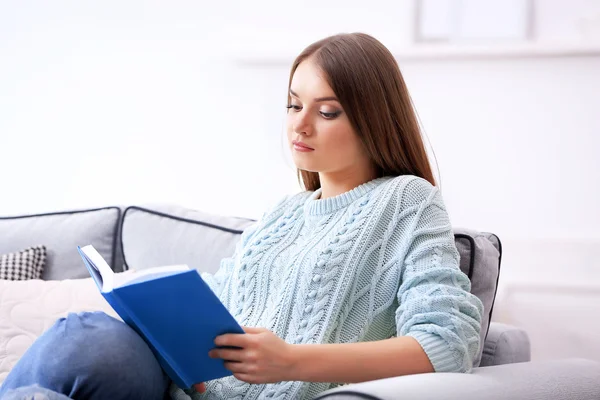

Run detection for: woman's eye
[[286, 104, 302, 112], [320, 111, 341, 119]]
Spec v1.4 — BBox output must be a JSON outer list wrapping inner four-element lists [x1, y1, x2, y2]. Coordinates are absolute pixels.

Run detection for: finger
[[224, 361, 249, 373], [210, 348, 245, 362], [242, 326, 265, 334], [233, 372, 259, 384], [215, 333, 248, 347], [193, 382, 206, 393]]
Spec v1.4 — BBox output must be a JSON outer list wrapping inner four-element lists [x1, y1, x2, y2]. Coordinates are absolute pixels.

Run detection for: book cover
[[77, 245, 245, 389]]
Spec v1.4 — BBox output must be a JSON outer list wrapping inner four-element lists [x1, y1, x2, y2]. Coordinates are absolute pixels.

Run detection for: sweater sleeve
[[395, 186, 484, 373]]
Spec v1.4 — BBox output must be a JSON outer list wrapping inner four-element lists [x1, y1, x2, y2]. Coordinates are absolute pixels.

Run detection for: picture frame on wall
[[414, 0, 534, 43]]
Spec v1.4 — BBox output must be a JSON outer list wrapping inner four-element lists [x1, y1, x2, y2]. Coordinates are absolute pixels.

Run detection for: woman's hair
[[288, 33, 436, 190]]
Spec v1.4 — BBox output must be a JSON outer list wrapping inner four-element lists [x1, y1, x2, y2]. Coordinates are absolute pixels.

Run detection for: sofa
[[1, 204, 599, 399]]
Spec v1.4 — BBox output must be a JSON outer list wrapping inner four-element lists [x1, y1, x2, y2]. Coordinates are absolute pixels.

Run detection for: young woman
[[0, 33, 483, 400]]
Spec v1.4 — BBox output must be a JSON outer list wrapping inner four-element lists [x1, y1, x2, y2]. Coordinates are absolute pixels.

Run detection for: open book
[[77, 245, 244, 389]]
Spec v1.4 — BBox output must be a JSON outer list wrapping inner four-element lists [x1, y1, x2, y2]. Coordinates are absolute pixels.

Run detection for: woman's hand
[[208, 326, 296, 384]]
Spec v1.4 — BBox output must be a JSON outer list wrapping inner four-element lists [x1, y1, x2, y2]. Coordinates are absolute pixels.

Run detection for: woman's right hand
[[194, 382, 206, 393]]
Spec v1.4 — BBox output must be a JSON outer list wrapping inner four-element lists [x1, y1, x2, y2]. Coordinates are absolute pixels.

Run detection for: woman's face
[[286, 59, 371, 177]]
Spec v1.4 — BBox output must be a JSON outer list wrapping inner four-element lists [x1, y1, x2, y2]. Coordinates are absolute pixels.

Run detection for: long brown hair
[[288, 33, 436, 190]]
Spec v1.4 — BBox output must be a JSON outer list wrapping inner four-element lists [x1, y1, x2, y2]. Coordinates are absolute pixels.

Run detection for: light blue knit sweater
[[171, 175, 483, 400]]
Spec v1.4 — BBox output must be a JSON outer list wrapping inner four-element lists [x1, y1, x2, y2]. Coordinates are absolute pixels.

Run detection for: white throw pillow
[[0, 273, 137, 384]]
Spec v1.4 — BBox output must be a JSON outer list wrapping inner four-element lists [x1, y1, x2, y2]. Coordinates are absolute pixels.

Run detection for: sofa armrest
[[479, 322, 531, 367], [314, 359, 600, 400]]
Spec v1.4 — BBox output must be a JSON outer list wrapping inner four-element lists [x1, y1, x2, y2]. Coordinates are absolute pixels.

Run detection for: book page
[[79, 245, 115, 292], [115, 265, 190, 288]]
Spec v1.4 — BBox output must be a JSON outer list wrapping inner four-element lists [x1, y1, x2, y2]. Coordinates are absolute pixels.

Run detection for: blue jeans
[[0, 312, 170, 400]]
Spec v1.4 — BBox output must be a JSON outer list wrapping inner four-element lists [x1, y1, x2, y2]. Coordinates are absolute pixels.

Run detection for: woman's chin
[[294, 162, 319, 172], [292, 157, 318, 172]]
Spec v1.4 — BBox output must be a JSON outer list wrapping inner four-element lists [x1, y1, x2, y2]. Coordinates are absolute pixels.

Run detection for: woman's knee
[[3, 312, 168, 400]]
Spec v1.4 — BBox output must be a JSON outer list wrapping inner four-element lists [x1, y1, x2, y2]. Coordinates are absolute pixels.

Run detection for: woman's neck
[[318, 165, 378, 200]]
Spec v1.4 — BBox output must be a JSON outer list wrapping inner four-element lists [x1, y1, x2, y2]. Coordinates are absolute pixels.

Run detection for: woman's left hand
[[209, 326, 296, 384]]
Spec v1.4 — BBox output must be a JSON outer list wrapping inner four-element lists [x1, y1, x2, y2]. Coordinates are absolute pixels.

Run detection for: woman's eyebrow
[[290, 89, 339, 103]]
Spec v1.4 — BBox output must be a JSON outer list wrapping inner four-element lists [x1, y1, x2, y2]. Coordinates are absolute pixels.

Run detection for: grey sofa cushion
[[453, 229, 502, 368], [480, 322, 531, 367], [120, 205, 255, 274], [0, 207, 122, 280]]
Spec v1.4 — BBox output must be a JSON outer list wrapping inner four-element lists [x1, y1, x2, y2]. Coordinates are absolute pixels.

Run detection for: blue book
[[77, 245, 245, 389]]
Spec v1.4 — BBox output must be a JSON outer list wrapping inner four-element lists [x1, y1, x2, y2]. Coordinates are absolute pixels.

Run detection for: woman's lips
[[292, 140, 314, 152]]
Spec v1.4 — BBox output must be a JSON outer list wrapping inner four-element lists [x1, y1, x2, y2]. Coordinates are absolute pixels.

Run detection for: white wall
[[1, 0, 599, 361], [0, 1, 277, 219]]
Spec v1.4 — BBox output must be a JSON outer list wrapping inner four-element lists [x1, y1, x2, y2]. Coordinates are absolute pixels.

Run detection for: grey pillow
[[453, 228, 502, 368], [120, 205, 255, 274], [0, 207, 122, 280], [0, 245, 47, 280]]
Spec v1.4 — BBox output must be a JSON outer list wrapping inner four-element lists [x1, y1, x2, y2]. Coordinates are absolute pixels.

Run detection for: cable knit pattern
[[170, 175, 483, 400]]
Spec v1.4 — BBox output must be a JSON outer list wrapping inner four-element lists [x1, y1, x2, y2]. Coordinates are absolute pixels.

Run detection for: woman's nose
[[293, 109, 313, 136]]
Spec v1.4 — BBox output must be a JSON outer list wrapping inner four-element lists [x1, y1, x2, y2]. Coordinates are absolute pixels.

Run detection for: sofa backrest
[[0, 204, 502, 368], [0, 207, 123, 280]]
